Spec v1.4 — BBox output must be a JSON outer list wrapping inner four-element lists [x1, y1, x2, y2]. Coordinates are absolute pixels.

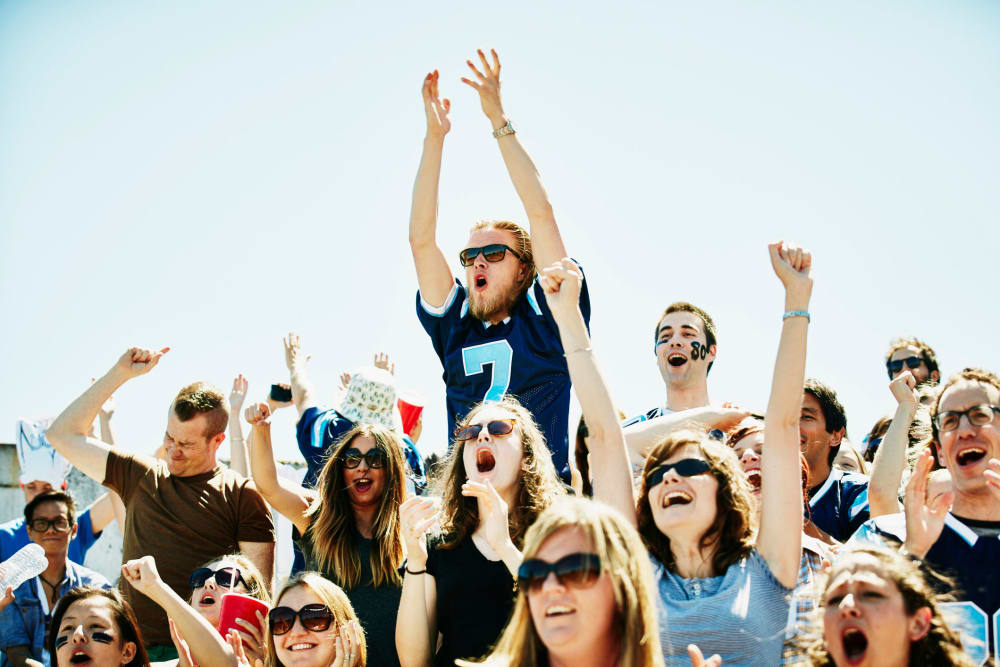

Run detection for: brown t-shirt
[[103, 450, 274, 646]]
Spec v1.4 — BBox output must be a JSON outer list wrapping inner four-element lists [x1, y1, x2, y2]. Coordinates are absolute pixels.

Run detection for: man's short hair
[[885, 336, 939, 378], [469, 220, 535, 295], [24, 490, 76, 527], [654, 302, 718, 373], [173, 382, 229, 439], [804, 378, 847, 467]]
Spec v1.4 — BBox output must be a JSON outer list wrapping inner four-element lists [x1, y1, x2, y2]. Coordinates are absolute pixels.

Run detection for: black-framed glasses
[[645, 458, 712, 488], [517, 553, 602, 593], [887, 356, 923, 377], [341, 448, 387, 469], [455, 419, 516, 442], [933, 404, 1000, 433], [458, 243, 522, 267], [269, 604, 334, 635], [189, 567, 248, 590], [28, 517, 71, 533]]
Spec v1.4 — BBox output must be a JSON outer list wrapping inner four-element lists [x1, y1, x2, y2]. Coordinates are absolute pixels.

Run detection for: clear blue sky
[[2, 1, 999, 465]]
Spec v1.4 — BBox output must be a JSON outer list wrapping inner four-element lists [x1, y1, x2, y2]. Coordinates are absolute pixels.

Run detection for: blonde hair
[[435, 397, 566, 549], [470, 220, 535, 295], [305, 424, 406, 588], [460, 497, 664, 667], [266, 572, 367, 667]]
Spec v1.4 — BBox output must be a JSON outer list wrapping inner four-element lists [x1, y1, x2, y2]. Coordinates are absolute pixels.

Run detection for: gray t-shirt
[[652, 548, 792, 666]]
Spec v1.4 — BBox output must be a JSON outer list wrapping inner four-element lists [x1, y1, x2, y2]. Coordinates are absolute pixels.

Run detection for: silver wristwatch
[[492, 120, 515, 139]]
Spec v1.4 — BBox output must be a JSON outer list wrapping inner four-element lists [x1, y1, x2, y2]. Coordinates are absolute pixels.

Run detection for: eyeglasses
[[517, 553, 602, 593], [933, 404, 1000, 432], [455, 419, 516, 442], [645, 458, 712, 488], [269, 604, 334, 635], [458, 243, 522, 267], [887, 356, 923, 377], [189, 567, 249, 590], [28, 517, 71, 533], [341, 448, 387, 469]]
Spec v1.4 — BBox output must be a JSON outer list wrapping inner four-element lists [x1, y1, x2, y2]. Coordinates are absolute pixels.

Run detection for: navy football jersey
[[807, 468, 870, 542], [417, 271, 591, 482], [296, 406, 356, 488], [852, 513, 1000, 664]]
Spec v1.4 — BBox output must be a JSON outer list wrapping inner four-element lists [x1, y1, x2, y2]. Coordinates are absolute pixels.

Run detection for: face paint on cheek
[[91, 632, 114, 644], [55, 636, 70, 649], [691, 341, 710, 361]]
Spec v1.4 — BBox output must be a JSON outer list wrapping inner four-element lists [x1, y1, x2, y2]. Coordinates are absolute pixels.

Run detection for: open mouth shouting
[[352, 477, 374, 494], [474, 273, 488, 291], [745, 469, 762, 492], [662, 490, 693, 508], [476, 447, 497, 474], [841, 627, 868, 664], [954, 446, 987, 469], [198, 592, 216, 607], [666, 352, 688, 368], [69, 651, 93, 665]]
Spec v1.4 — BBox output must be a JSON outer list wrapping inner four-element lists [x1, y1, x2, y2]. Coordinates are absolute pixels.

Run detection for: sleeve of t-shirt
[[70, 509, 99, 558], [102, 450, 158, 505], [236, 483, 276, 543], [416, 280, 467, 362], [843, 481, 871, 537]]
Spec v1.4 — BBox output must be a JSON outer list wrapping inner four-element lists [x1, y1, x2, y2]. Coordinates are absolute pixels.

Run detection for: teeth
[[663, 491, 693, 507], [290, 644, 314, 651], [545, 605, 574, 616]]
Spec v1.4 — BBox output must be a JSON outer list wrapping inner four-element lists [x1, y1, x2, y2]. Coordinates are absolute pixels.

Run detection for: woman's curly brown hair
[[636, 431, 756, 575], [434, 396, 566, 549]]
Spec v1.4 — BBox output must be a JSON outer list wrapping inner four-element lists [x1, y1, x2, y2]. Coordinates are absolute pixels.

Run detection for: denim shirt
[[0, 560, 110, 666]]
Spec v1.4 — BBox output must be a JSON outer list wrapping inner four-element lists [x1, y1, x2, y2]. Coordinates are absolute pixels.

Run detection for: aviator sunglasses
[[458, 243, 522, 267], [886, 356, 923, 377], [269, 604, 334, 635], [455, 418, 516, 442], [189, 566, 248, 590], [341, 447, 388, 469], [645, 458, 712, 488], [517, 553, 602, 593]]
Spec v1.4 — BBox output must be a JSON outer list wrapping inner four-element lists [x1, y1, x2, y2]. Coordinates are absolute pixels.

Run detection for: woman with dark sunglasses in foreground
[[396, 397, 566, 667], [540, 243, 810, 665], [459, 496, 664, 667], [246, 404, 407, 667]]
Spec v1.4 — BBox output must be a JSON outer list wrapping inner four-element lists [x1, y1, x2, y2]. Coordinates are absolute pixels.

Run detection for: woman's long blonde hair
[[305, 424, 406, 588], [434, 397, 566, 549], [265, 572, 367, 667], [460, 497, 664, 667]]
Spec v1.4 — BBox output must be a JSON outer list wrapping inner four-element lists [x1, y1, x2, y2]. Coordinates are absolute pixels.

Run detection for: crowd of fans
[[2, 49, 999, 667]]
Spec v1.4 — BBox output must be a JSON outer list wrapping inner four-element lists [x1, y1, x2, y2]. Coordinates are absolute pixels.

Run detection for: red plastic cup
[[217, 592, 269, 642], [397, 392, 424, 437]]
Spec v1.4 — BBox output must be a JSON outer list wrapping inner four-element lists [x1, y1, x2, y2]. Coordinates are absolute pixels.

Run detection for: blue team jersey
[[852, 513, 1000, 664], [417, 271, 591, 481], [807, 468, 870, 542], [296, 407, 356, 488], [0, 508, 100, 565]]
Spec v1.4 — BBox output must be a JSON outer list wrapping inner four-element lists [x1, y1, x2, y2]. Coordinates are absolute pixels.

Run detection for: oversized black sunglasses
[[189, 567, 248, 590], [458, 243, 522, 267], [269, 604, 334, 635], [517, 553, 602, 593], [341, 447, 388, 469], [934, 404, 1000, 433], [887, 356, 923, 377], [455, 419, 515, 442], [645, 458, 712, 488], [28, 517, 71, 533]]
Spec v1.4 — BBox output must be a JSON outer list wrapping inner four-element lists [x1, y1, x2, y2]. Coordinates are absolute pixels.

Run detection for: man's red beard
[[469, 286, 521, 322]]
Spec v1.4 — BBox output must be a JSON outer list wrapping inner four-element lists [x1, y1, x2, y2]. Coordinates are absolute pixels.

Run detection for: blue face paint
[[91, 631, 114, 644], [55, 636, 70, 649]]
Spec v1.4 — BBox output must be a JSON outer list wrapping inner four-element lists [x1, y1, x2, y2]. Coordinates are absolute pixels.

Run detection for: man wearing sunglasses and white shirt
[[885, 336, 940, 387], [852, 367, 1000, 664], [409, 51, 588, 481]]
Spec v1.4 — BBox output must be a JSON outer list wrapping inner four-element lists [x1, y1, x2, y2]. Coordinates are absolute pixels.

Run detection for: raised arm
[[624, 406, 749, 465], [868, 372, 917, 517], [758, 242, 810, 589], [396, 497, 439, 667], [228, 375, 250, 477], [409, 70, 455, 308], [283, 333, 317, 416], [95, 395, 125, 532], [245, 402, 311, 534], [47, 347, 168, 483], [462, 49, 567, 270], [539, 259, 635, 525]]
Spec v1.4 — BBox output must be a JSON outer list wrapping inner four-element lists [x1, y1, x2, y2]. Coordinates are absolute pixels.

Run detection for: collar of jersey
[[482, 317, 512, 329]]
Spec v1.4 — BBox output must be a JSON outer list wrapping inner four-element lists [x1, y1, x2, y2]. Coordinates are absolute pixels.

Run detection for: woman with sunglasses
[[397, 397, 566, 667], [459, 496, 664, 667], [539, 243, 810, 665], [47, 586, 150, 667], [265, 572, 365, 667], [247, 403, 406, 667]]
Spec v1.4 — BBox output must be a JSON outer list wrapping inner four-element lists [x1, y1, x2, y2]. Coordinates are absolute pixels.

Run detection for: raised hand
[[422, 70, 451, 139], [539, 258, 583, 323], [374, 352, 396, 375], [229, 616, 267, 667], [688, 644, 722, 667], [230, 375, 249, 414], [767, 241, 813, 297], [698, 406, 751, 433], [332, 620, 362, 667], [114, 346, 169, 379], [460, 48, 505, 126], [461, 480, 513, 554], [283, 333, 309, 371], [0, 586, 13, 613], [399, 496, 438, 568], [169, 619, 197, 667], [121, 556, 165, 597], [244, 403, 272, 429], [985, 458, 1000, 504], [339, 372, 351, 391], [902, 449, 953, 558], [889, 371, 918, 407]]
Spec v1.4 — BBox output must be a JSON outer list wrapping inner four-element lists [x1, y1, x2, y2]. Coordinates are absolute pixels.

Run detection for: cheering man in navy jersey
[[409, 50, 588, 481]]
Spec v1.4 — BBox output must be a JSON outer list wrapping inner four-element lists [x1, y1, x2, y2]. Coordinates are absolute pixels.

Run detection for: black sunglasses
[[28, 517, 71, 533], [934, 404, 1000, 433], [458, 243, 522, 267], [517, 553, 602, 592], [269, 604, 334, 635], [189, 567, 248, 590], [887, 356, 923, 377], [341, 447, 387, 469], [645, 458, 712, 487], [455, 419, 516, 442]]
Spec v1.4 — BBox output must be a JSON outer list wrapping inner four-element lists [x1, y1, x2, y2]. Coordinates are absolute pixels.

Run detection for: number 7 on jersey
[[462, 341, 514, 403]]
